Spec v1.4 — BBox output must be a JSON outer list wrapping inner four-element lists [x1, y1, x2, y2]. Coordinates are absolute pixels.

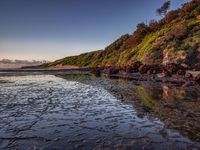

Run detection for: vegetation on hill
[[40, 0, 200, 69]]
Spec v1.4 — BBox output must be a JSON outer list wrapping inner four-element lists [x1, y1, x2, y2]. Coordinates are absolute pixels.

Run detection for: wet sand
[[0, 73, 200, 149]]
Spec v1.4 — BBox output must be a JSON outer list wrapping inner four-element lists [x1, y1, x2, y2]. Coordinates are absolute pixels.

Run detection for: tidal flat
[[0, 73, 200, 150]]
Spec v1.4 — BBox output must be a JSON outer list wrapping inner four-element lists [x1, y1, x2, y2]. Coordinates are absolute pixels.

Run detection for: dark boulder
[[132, 61, 143, 72], [151, 64, 163, 74], [176, 69, 186, 76], [125, 65, 133, 73], [138, 64, 150, 74], [139, 64, 163, 75], [103, 66, 120, 76], [165, 63, 186, 75], [91, 67, 101, 77], [147, 69, 154, 75], [194, 74, 200, 85], [165, 63, 179, 74]]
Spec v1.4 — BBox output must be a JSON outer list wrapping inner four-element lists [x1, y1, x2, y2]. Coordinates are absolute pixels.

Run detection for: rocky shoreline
[[1, 61, 200, 87], [91, 62, 200, 87]]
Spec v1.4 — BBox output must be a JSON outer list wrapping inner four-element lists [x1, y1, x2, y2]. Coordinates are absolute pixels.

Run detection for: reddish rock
[[180, 63, 189, 70], [197, 15, 200, 20], [161, 70, 172, 77], [185, 72, 193, 78]]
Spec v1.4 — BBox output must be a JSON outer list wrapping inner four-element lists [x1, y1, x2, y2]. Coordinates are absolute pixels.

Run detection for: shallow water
[[0, 75, 199, 150]]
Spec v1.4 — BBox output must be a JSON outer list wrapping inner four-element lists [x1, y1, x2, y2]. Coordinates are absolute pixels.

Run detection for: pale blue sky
[[0, 0, 189, 61]]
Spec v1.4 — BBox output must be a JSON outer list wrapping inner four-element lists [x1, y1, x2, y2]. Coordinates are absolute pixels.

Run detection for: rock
[[139, 64, 163, 75], [192, 64, 200, 71], [165, 63, 179, 74], [194, 74, 200, 85], [149, 65, 163, 75], [165, 63, 186, 76], [182, 81, 196, 87], [123, 61, 143, 73], [176, 69, 186, 76], [91, 67, 101, 77], [132, 61, 143, 72], [180, 63, 189, 70], [158, 70, 172, 77], [101, 62, 189, 80], [197, 15, 200, 20], [138, 64, 150, 74], [147, 69, 154, 75], [104, 66, 120, 76], [125, 65, 133, 73], [185, 72, 193, 78]]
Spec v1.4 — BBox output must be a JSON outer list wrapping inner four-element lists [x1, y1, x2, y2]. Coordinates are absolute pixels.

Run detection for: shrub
[[128, 22, 151, 47], [187, 20, 200, 30], [164, 10, 180, 23], [182, 0, 199, 14], [149, 20, 161, 31]]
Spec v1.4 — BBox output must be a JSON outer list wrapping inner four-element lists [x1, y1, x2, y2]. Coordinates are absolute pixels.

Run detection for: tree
[[156, 1, 171, 16]]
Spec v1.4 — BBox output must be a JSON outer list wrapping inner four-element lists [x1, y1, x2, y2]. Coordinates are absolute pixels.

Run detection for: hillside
[[40, 0, 200, 69]]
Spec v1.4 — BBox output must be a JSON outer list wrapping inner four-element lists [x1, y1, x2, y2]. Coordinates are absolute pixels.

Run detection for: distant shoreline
[[0, 68, 89, 72]]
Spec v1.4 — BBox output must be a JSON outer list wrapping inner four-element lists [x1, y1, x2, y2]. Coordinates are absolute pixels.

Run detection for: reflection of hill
[[135, 86, 157, 109], [134, 84, 200, 142]]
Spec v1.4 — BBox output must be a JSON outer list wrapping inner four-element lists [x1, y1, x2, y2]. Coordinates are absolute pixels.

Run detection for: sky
[[0, 0, 189, 61]]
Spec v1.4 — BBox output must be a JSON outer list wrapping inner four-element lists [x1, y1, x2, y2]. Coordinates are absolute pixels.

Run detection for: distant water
[[0, 68, 18, 70], [0, 75, 199, 149]]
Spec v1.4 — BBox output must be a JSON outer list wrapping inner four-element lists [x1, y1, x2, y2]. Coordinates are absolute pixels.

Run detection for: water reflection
[[134, 83, 200, 143], [61, 75, 200, 143], [162, 85, 186, 100], [0, 75, 199, 149]]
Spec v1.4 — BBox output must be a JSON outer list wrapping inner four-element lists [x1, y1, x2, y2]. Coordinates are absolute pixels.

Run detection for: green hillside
[[42, 0, 200, 68]]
